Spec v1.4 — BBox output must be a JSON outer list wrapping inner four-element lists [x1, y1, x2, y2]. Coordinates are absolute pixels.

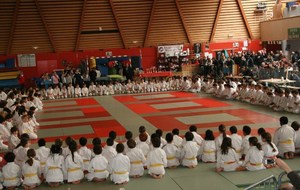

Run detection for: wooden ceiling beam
[[175, 0, 192, 44], [209, 0, 224, 42], [144, 0, 157, 47], [109, 0, 126, 48], [6, 0, 21, 55], [236, 0, 254, 40], [75, 0, 87, 51], [34, 0, 57, 52]]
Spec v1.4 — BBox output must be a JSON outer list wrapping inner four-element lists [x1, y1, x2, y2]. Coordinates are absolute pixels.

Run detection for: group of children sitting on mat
[[201, 77, 300, 114], [40, 76, 201, 99], [38, 73, 300, 114], [0, 115, 299, 189], [0, 78, 299, 189]]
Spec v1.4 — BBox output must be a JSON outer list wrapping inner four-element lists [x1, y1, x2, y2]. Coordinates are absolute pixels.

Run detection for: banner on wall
[[17, 54, 36, 67], [157, 45, 183, 57], [105, 51, 112, 57]]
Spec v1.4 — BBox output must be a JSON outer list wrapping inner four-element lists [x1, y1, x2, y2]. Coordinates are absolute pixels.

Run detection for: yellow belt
[[24, 173, 37, 178], [279, 140, 293, 145], [83, 160, 90, 163], [4, 177, 17, 181], [131, 160, 142, 165], [49, 166, 60, 170], [250, 163, 263, 166], [95, 169, 106, 173], [235, 150, 242, 153], [40, 162, 46, 166], [184, 157, 196, 160], [203, 150, 215, 154], [68, 168, 81, 172], [167, 156, 176, 160], [150, 163, 163, 167], [113, 171, 127, 175]]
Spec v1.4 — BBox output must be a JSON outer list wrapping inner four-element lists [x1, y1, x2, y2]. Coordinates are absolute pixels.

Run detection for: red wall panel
[[0, 40, 263, 83]]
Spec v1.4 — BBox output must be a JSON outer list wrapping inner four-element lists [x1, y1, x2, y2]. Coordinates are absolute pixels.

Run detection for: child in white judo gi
[[109, 143, 130, 184]]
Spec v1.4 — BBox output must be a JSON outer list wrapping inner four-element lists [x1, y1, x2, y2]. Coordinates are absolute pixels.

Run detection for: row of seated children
[[0, 102, 41, 152], [201, 78, 300, 114], [0, 89, 43, 112], [42, 76, 202, 99], [1, 116, 299, 189]]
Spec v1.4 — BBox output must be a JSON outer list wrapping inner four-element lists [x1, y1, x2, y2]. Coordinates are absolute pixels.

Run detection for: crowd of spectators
[[197, 50, 300, 80]]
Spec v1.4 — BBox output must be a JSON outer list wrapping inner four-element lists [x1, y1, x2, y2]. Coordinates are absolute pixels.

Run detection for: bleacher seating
[[0, 59, 21, 88]]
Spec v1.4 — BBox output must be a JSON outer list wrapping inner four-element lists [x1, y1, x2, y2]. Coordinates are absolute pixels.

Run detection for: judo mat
[[33, 92, 300, 189]]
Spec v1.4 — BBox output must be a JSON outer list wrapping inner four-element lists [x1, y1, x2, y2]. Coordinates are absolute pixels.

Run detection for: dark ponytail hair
[[15, 137, 29, 149], [68, 140, 77, 163], [249, 137, 261, 150], [261, 132, 276, 152], [50, 144, 61, 154], [205, 130, 215, 140], [26, 149, 36, 166], [221, 137, 233, 155], [219, 124, 226, 139]]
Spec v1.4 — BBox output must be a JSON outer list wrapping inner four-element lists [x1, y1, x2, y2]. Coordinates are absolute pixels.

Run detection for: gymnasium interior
[[0, 0, 300, 189]]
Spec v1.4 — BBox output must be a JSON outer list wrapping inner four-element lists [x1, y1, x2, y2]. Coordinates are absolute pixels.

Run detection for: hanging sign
[[157, 45, 183, 57]]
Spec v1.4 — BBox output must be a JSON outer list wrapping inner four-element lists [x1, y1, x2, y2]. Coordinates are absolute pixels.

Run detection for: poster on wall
[[105, 51, 112, 57], [17, 54, 36, 67], [157, 45, 183, 57], [204, 52, 213, 59], [233, 42, 239, 48]]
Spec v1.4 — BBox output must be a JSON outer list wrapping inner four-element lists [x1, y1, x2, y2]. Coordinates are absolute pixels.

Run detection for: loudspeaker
[[194, 43, 201, 54]]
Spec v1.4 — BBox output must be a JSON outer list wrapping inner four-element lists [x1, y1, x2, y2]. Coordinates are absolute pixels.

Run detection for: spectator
[[276, 158, 300, 190]]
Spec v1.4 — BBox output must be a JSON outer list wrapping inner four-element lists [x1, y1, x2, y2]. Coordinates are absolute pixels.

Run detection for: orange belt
[[266, 156, 276, 159], [224, 161, 236, 165], [250, 163, 263, 166]]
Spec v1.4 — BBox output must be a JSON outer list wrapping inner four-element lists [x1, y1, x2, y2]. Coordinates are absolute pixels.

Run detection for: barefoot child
[[126, 139, 146, 178], [181, 132, 199, 168], [109, 143, 130, 184], [65, 141, 84, 184], [22, 149, 41, 189], [162, 133, 180, 168], [146, 137, 167, 179], [86, 145, 109, 182]]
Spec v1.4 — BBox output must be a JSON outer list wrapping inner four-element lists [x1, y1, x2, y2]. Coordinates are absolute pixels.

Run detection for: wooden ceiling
[[0, 0, 286, 55]]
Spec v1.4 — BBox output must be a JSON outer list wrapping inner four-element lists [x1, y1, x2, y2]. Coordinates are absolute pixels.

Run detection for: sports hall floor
[[34, 92, 300, 190]]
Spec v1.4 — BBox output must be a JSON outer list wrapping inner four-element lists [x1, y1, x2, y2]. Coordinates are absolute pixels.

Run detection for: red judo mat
[[38, 93, 279, 145]]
